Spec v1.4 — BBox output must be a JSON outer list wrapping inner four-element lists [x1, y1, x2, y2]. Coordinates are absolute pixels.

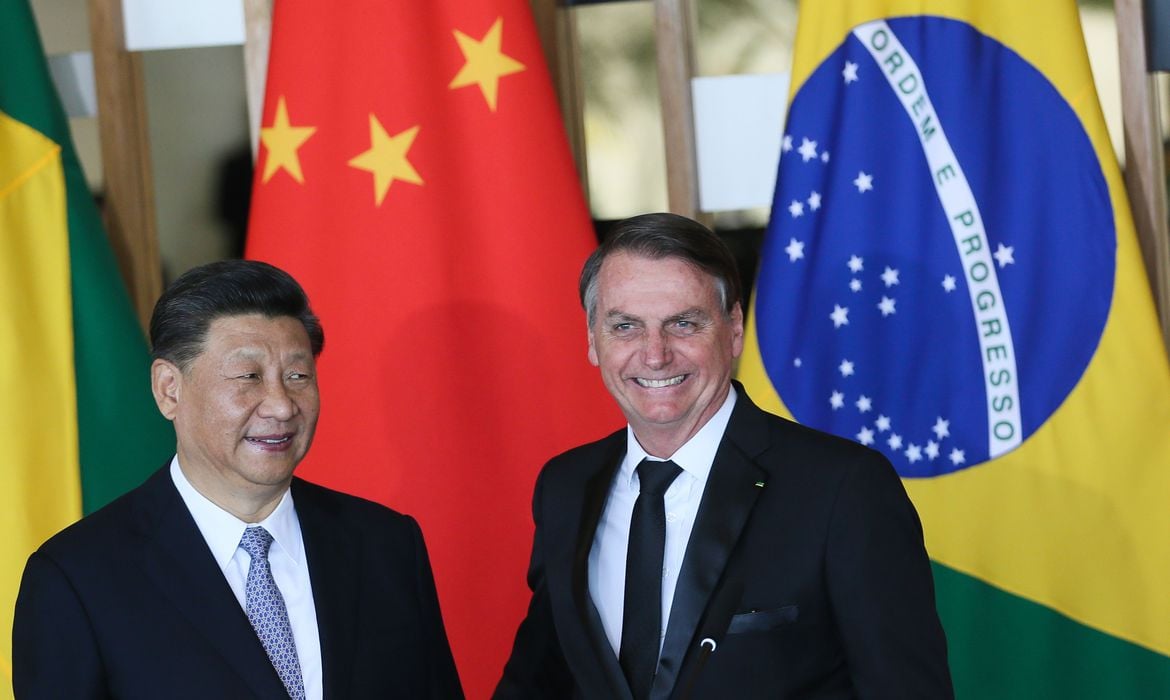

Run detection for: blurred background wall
[[26, 0, 1166, 279]]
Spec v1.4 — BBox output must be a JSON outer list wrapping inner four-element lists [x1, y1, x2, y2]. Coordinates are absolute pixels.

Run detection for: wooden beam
[[530, 0, 590, 208], [87, 0, 162, 329], [243, 0, 274, 159], [1116, 0, 1170, 352], [654, 0, 700, 220]]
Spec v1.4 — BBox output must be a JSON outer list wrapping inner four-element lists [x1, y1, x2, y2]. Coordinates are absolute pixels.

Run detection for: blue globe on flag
[[755, 16, 1115, 477]]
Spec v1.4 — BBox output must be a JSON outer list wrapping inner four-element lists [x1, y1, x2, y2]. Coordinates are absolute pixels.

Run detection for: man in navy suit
[[496, 213, 953, 699], [13, 260, 463, 699]]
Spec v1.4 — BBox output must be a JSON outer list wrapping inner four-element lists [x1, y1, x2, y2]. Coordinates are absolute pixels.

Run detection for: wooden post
[[1116, 0, 1170, 353], [243, 0, 274, 158], [88, 0, 162, 329], [654, 0, 701, 220], [530, 0, 590, 205]]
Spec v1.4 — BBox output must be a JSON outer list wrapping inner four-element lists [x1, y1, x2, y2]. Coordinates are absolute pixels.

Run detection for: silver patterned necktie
[[238, 526, 306, 699]]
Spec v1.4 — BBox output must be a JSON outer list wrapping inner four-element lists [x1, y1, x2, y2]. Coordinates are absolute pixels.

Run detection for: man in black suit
[[496, 213, 953, 699], [13, 260, 463, 699]]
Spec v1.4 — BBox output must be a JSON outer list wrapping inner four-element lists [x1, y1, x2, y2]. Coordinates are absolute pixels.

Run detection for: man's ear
[[730, 302, 745, 359], [587, 326, 599, 367], [151, 359, 181, 421]]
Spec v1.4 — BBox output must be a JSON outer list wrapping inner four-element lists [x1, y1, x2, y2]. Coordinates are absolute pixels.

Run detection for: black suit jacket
[[13, 466, 463, 699], [496, 385, 953, 699]]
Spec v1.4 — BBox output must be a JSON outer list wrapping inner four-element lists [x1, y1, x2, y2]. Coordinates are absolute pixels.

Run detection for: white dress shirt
[[588, 386, 738, 656], [170, 457, 323, 700]]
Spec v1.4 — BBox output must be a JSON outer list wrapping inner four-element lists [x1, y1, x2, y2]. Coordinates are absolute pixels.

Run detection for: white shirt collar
[[169, 456, 304, 569], [622, 384, 738, 488]]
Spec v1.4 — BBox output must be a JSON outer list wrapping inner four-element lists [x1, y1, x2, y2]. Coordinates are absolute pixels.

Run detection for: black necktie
[[619, 458, 682, 700]]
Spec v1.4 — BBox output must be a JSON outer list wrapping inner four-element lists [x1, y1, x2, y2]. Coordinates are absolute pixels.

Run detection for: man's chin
[[629, 407, 691, 432], [238, 455, 303, 486]]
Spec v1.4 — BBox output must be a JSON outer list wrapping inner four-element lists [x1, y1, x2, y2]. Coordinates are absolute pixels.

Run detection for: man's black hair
[[150, 259, 324, 370]]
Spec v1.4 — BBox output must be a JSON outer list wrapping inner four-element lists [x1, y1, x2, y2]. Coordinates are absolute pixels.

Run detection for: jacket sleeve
[[825, 451, 955, 699], [12, 550, 110, 700], [494, 466, 573, 699], [403, 515, 467, 700]]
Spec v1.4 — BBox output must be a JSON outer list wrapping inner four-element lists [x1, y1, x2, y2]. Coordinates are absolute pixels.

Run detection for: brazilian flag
[[0, 0, 173, 690], [739, 0, 1170, 696]]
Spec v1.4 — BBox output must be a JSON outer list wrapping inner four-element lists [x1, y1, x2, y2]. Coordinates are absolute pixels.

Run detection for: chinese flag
[[246, 1, 621, 695]]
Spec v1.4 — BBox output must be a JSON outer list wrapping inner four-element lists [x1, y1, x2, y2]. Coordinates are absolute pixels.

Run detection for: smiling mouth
[[634, 375, 687, 388], [245, 435, 293, 446]]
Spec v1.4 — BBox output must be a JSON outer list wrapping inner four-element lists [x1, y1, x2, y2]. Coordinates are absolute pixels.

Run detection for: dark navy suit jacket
[[13, 466, 463, 699], [496, 384, 953, 699]]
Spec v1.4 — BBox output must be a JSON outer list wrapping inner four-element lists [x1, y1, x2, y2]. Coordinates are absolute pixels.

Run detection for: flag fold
[[739, 1, 1170, 695], [247, 1, 621, 695]]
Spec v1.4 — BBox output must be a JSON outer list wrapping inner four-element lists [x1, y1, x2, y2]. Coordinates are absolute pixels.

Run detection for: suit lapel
[[652, 391, 770, 700], [134, 468, 289, 698], [568, 434, 635, 700], [293, 478, 361, 700]]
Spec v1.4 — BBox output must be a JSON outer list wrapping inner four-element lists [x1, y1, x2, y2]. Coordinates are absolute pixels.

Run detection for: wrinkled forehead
[[200, 313, 312, 354], [598, 251, 721, 294], [596, 253, 723, 315]]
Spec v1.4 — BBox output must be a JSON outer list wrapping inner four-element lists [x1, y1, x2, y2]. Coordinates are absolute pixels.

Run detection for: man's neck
[[177, 462, 289, 523], [633, 433, 688, 460], [631, 385, 734, 458]]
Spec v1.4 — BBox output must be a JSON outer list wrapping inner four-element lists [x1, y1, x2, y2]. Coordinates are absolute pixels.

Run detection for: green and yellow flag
[[740, 0, 1170, 695], [0, 0, 174, 690]]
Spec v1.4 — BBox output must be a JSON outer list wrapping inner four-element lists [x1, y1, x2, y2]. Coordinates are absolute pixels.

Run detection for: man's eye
[[613, 323, 633, 332], [288, 372, 312, 381], [236, 372, 259, 380]]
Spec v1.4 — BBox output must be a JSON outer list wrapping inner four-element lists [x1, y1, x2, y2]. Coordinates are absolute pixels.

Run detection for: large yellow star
[[448, 17, 526, 112], [347, 115, 423, 206], [259, 96, 316, 184]]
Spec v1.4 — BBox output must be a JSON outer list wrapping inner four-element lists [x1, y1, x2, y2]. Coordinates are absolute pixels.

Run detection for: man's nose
[[258, 380, 297, 420], [642, 330, 672, 369]]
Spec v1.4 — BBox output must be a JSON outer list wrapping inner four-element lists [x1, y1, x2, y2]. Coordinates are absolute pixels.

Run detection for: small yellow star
[[259, 96, 316, 184], [448, 17, 526, 112], [347, 115, 423, 206]]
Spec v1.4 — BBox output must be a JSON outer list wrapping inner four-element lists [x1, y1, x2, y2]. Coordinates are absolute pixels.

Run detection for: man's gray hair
[[579, 213, 742, 326]]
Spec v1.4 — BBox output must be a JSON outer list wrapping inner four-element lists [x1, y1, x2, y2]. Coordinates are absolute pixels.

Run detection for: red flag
[[246, 1, 621, 695]]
